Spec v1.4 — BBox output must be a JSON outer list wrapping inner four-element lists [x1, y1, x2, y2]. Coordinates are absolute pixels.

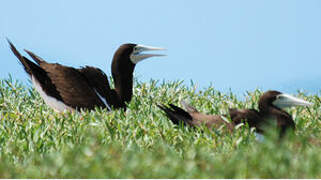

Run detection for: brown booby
[[158, 91, 312, 138], [8, 40, 165, 112]]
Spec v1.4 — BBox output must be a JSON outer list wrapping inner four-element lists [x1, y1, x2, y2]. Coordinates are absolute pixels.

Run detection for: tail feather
[[169, 104, 193, 120], [157, 104, 180, 125], [7, 39, 65, 105], [157, 103, 193, 127], [7, 40, 53, 89], [7, 39, 33, 75], [24, 49, 46, 65]]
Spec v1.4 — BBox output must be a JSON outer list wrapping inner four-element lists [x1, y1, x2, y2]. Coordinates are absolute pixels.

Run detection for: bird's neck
[[110, 54, 136, 109], [112, 72, 134, 107], [258, 106, 295, 138]]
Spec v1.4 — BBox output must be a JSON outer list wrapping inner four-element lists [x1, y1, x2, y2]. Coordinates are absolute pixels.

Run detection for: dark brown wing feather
[[8, 40, 64, 102], [78, 66, 119, 109], [229, 108, 263, 132], [24, 49, 45, 64], [19, 46, 109, 110], [157, 104, 193, 126], [10, 41, 114, 110], [159, 103, 233, 131], [38, 62, 107, 110]]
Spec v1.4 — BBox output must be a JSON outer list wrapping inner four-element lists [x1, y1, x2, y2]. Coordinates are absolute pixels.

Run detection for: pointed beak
[[137, 44, 166, 51], [130, 44, 166, 64], [272, 93, 313, 109]]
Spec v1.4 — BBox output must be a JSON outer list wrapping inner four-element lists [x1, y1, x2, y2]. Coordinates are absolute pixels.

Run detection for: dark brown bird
[[8, 39, 165, 112], [158, 91, 312, 138]]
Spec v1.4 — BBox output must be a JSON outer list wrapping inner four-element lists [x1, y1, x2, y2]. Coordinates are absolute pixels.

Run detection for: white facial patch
[[31, 76, 74, 112], [130, 50, 142, 64]]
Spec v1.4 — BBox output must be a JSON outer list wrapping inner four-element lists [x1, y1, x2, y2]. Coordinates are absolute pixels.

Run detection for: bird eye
[[277, 96, 284, 100]]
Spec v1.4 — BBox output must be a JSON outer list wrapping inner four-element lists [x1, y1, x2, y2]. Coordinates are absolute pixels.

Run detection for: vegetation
[[0, 76, 320, 178]]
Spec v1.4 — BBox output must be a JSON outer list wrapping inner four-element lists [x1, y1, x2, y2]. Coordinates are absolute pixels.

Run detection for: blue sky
[[1, 0, 320, 94]]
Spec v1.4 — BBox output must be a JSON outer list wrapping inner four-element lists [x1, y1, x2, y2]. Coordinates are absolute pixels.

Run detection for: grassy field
[[0, 76, 320, 178]]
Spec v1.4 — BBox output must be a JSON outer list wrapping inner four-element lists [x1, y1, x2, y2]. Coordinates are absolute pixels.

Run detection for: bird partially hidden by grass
[[158, 90, 313, 139], [7, 39, 165, 112]]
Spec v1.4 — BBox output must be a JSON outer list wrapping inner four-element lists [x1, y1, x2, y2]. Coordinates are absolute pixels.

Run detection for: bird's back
[[229, 108, 263, 132]]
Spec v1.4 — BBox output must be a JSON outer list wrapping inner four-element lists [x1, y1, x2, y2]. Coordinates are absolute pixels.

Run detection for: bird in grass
[[8, 39, 165, 112], [158, 90, 312, 138]]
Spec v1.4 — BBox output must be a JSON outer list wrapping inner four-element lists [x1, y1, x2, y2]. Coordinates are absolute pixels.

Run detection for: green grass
[[0, 76, 320, 178]]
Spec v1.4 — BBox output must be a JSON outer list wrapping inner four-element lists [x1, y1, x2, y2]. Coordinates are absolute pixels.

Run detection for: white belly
[[31, 76, 74, 112]]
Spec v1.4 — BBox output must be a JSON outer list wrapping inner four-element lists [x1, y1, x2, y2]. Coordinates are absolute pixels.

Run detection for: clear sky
[[1, 0, 320, 94]]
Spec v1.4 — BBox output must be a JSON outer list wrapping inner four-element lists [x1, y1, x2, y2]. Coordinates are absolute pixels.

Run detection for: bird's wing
[[8, 41, 64, 102], [157, 104, 194, 127], [25, 49, 111, 110], [229, 108, 263, 132], [10, 42, 112, 110], [38, 62, 109, 110], [77, 66, 116, 110]]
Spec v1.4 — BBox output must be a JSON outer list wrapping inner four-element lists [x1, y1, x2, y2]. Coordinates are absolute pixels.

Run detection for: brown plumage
[[8, 40, 165, 112], [158, 91, 312, 137]]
